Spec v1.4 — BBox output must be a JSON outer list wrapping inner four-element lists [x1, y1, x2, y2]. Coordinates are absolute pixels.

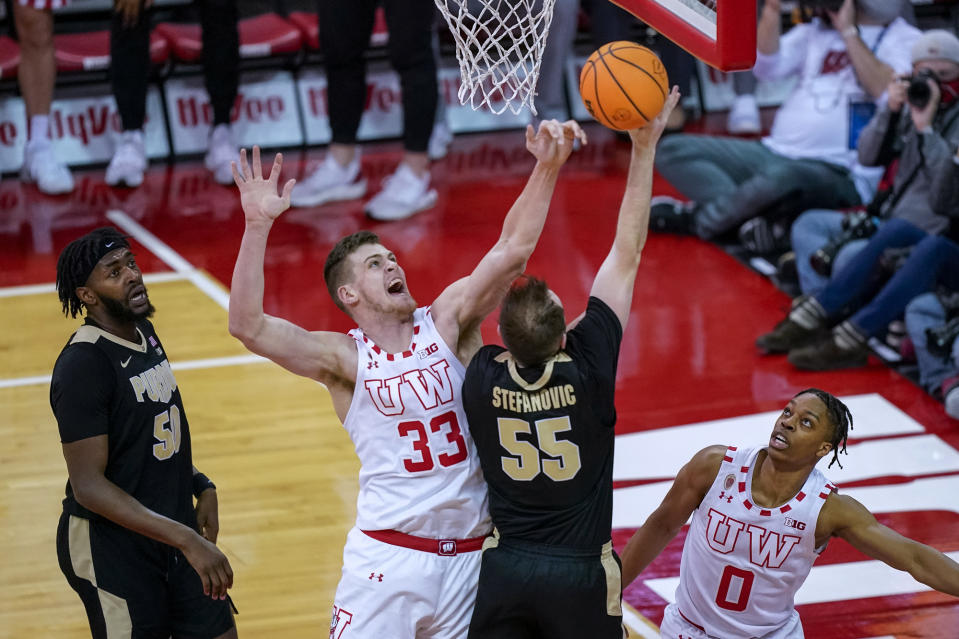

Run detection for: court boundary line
[[622, 601, 659, 639], [106, 210, 230, 310], [0, 353, 269, 390], [0, 272, 187, 298]]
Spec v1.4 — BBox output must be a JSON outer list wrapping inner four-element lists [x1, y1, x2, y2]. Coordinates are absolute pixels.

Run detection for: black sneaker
[[755, 317, 824, 354], [650, 196, 694, 235], [788, 337, 868, 371]]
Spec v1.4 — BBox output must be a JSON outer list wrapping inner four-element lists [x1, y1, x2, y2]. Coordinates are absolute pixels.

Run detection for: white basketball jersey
[[343, 307, 490, 539], [675, 445, 835, 639]]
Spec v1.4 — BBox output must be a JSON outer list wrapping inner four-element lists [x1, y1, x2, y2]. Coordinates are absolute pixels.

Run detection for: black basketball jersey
[[464, 297, 622, 549], [50, 319, 196, 530]]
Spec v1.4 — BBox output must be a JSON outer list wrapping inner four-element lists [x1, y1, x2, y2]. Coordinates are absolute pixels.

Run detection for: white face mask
[[856, 0, 902, 24]]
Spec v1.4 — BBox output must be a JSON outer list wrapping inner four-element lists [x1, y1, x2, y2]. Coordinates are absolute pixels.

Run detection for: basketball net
[[434, 0, 556, 115]]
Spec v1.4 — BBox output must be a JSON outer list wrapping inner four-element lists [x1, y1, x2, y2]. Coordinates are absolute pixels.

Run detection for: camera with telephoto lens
[[925, 316, 959, 360], [907, 69, 939, 110], [799, 0, 844, 15], [809, 211, 880, 277]]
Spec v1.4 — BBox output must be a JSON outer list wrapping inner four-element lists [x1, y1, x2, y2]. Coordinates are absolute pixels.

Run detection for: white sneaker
[[20, 142, 75, 195], [365, 164, 437, 221], [727, 94, 761, 135], [428, 121, 453, 160], [105, 130, 147, 188], [290, 154, 367, 208], [205, 124, 238, 185]]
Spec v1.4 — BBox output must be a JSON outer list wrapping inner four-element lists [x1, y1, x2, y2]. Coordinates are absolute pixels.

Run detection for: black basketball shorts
[[467, 536, 624, 639], [57, 513, 235, 639]]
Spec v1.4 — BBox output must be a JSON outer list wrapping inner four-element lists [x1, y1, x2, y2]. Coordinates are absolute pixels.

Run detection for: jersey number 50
[[498, 416, 581, 482]]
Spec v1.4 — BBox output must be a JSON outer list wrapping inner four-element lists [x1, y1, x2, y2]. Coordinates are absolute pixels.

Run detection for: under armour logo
[[368, 572, 383, 582], [718, 491, 733, 503], [367, 361, 379, 370]]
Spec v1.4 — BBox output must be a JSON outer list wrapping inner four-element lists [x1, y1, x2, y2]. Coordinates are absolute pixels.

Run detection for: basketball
[[579, 42, 669, 131]]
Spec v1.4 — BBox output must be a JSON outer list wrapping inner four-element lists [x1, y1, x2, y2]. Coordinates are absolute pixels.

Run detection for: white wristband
[[841, 26, 859, 39]]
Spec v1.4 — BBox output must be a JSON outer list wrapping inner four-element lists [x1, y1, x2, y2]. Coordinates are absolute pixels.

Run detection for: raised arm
[[820, 492, 959, 596], [589, 87, 681, 329], [621, 445, 725, 586], [430, 120, 587, 352], [829, 0, 896, 99], [228, 147, 356, 386]]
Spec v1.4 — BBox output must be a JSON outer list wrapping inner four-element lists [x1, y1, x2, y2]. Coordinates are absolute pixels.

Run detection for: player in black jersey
[[50, 227, 237, 639], [462, 87, 682, 639]]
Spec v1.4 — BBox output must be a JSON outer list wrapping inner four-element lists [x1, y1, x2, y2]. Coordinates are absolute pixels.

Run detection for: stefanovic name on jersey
[[129, 359, 178, 404], [491, 384, 577, 413]]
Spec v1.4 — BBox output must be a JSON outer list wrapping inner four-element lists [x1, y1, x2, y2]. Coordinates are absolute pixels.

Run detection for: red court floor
[[3, 122, 958, 638]]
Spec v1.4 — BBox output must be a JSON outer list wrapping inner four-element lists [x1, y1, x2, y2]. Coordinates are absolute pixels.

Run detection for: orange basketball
[[579, 42, 669, 131]]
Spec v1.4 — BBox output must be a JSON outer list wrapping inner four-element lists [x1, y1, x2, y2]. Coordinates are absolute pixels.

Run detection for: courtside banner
[[438, 66, 529, 133], [0, 86, 168, 172], [297, 62, 404, 145], [165, 70, 302, 154]]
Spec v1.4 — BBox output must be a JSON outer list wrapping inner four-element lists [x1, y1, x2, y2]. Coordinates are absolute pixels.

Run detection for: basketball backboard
[[612, 0, 757, 71]]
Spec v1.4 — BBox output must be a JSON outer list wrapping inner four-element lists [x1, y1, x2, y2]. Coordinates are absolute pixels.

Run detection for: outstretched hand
[[232, 146, 296, 224], [525, 119, 588, 168], [628, 86, 682, 150], [826, 0, 856, 33]]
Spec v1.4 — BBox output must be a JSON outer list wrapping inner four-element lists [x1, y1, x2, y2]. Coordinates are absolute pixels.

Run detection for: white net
[[434, 0, 556, 115]]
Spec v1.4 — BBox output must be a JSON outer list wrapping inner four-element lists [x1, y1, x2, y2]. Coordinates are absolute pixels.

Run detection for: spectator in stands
[[789, 29, 959, 296], [906, 290, 959, 420], [762, 222, 959, 370], [536, 0, 694, 131], [649, 0, 919, 241], [289, 1, 437, 221], [13, 0, 74, 194], [105, 0, 239, 187]]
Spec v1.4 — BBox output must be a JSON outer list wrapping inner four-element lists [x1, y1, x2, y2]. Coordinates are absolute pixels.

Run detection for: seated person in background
[[620, 389, 959, 639], [790, 29, 959, 297], [13, 0, 74, 194], [105, 0, 240, 188], [756, 219, 959, 370], [758, 117, 959, 368], [649, 0, 918, 241], [906, 290, 959, 420]]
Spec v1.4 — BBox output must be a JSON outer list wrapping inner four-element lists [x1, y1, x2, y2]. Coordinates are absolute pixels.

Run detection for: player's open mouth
[[770, 433, 789, 450], [388, 279, 404, 294], [129, 285, 148, 305]]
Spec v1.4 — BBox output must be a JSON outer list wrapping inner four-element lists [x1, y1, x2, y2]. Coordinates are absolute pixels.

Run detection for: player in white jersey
[[227, 121, 586, 639], [621, 388, 959, 639]]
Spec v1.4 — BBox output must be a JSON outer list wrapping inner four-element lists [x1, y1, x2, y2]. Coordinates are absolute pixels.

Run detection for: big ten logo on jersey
[[704, 509, 801, 569], [417, 343, 439, 359], [329, 606, 353, 639]]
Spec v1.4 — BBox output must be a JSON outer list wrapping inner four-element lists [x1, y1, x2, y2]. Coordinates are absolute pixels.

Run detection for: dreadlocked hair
[[56, 227, 129, 318], [794, 388, 853, 469]]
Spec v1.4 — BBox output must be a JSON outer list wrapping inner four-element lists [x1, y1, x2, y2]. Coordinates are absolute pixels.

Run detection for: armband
[[193, 472, 216, 498]]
